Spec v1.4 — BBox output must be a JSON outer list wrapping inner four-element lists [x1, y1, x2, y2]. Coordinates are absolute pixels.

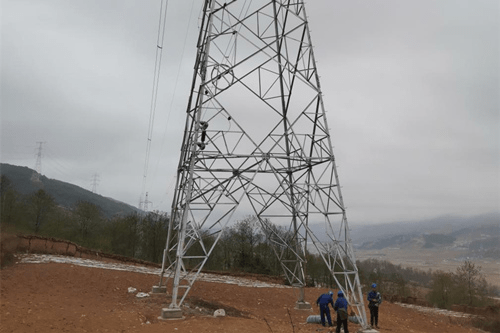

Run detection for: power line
[[140, 0, 171, 208], [43, 147, 77, 179], [152, 0, 197, 187]]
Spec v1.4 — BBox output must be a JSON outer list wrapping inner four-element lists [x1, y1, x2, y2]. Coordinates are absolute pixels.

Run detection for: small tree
[[392, 272, 409, 298], [215, 230, 235, 270], [27, 189, 55, 234], [0, 176, 19, 226], [74, 201, 102, 246], [231, 216, 263, 271], [108, 214, 140, 257], [428, 271, 455, 308], [455, 260, 489, 306], [139, 211, 169, 263]]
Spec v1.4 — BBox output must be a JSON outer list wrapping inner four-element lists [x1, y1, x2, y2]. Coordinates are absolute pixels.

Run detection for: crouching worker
[[316, 291, 334, 327], [334, 290, 349, 333]]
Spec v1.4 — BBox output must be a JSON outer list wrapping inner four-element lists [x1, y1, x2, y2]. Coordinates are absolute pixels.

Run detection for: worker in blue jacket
[[367, 283, 382, 329], [334, 290, 349, 333], [316, 290, 334, 327]]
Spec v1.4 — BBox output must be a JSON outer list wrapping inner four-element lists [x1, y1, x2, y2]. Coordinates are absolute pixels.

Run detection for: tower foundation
[[160, 308, 183, 320]]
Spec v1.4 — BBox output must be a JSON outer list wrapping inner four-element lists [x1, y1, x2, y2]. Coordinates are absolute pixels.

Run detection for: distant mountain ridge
[[349, 213, 499, 245], [352, 214, 499, 259], [0, 163, 141, 218], [304, 211, 499, 259]]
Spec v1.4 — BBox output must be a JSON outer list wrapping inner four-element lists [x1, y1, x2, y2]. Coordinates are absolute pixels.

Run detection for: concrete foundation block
[[294, 301, 312, 310], [151, 285, 167, 294], [160, 308, 183, 320]]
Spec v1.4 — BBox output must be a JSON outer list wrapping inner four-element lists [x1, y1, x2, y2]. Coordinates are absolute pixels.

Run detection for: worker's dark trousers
[[336, 314, 349, 333], [369, 305, 379, 326], [319, 305, 332, 326]]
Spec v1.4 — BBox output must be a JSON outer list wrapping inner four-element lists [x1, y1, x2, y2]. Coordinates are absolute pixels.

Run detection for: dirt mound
[[1, 257, 486, 333]]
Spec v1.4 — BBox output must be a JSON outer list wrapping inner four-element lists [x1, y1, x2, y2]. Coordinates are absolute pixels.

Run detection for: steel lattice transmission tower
[[156, 0, 367, 327], [31, 142, 44, 183], [90, 173, 100, 193]]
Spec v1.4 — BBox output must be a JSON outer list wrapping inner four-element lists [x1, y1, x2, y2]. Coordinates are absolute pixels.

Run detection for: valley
[[356, 246, 500, 288]]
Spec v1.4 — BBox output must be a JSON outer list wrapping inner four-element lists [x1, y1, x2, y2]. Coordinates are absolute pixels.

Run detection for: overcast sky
[[1, 0, 498, 225]]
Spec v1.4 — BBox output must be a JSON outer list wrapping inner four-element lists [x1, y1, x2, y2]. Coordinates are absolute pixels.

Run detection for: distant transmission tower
[[143, 192, 152, 212], [90, 173, 100, 193], [31, 141, 44, 183], [155, 1, 368, 328]]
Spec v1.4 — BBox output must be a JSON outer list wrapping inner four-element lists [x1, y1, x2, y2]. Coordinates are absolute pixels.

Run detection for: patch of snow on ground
[[16, 254, 290, 289], [395, 302, 477, 318]]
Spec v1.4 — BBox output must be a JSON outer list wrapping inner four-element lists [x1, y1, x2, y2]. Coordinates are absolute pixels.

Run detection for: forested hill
[[0, 163, 140, 218]]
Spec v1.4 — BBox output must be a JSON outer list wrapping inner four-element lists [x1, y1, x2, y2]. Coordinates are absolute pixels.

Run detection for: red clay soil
[[0, 261, 484, 333]]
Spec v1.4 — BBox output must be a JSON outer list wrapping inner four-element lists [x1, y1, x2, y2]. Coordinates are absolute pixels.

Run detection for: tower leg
[[294, 286, 311, 310]]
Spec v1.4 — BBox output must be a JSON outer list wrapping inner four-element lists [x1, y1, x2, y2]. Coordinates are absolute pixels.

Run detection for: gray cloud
[[1, 0, 498, 224]]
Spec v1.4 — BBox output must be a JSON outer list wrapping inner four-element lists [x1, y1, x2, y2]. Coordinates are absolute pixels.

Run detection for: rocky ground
[[0, 254, 486, 333]]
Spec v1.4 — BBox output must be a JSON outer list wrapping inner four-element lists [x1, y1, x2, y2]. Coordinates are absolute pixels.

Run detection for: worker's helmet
[[337, 290, 344, 296], [371, 283, 377, 288], [328, 291, 333, 296]]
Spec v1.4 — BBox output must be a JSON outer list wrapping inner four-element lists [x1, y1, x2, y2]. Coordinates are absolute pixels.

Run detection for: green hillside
[[0, 163, 140, 218]]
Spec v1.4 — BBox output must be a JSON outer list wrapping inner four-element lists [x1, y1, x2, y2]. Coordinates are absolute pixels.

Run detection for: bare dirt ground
[[0, 256, 485, 333]]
